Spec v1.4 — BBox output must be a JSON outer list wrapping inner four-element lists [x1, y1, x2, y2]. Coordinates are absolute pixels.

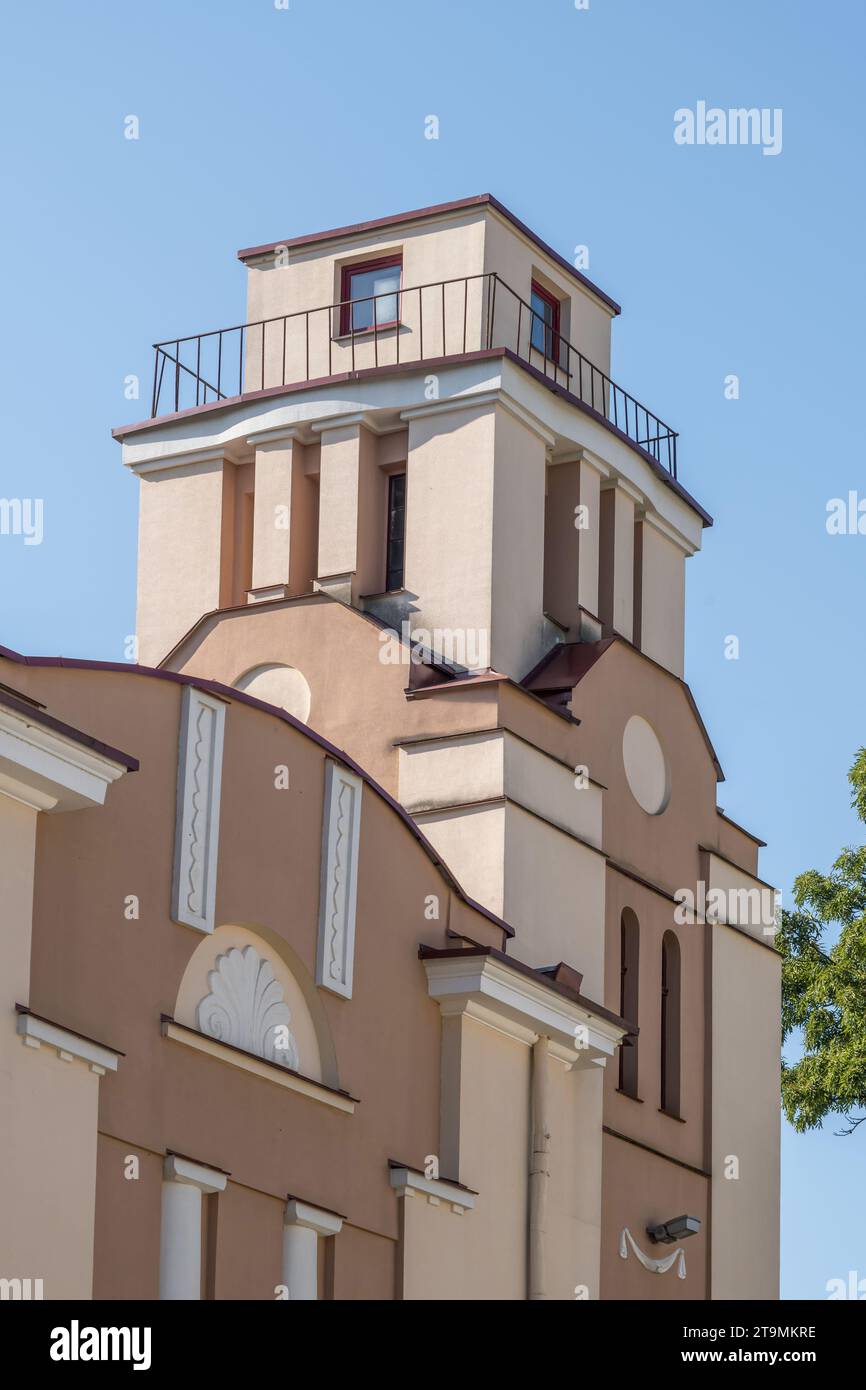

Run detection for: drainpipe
[[528, 1035, 551, 1300]]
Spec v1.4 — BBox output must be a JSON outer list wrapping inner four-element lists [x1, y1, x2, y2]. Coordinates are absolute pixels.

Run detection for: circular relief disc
[[622, 715, 670, 815]]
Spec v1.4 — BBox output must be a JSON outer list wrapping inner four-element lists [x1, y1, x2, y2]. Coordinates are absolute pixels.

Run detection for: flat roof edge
[[236, 194, 622, 315]]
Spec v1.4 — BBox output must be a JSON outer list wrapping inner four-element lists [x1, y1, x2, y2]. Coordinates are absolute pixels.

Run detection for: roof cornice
[[236, 194, 622, 315]]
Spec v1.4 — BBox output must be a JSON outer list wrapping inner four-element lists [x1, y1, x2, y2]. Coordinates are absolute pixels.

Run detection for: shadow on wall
[[233, 664, 312, 723]]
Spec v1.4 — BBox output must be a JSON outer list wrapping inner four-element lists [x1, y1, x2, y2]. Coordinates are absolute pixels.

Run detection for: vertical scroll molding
[[316, 760, 363, 998], [172, 686, 227, 934]]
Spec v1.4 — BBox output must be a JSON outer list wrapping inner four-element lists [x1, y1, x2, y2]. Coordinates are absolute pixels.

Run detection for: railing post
[[487, 273, 498, 349], [145, 274, 681, 479], [441, 281, 446, 356]]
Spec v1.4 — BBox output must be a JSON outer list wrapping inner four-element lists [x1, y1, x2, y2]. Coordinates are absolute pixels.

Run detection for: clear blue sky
[[1, 0, 863, 1300]]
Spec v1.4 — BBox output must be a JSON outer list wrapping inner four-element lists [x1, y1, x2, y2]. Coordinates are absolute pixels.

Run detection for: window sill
[[332, 322, 404, 344], [361, 586, 410, 600], [658, 1107, 686, 1123], [161, 1015, 357, 1114], [616, 1089, 644, 1103]]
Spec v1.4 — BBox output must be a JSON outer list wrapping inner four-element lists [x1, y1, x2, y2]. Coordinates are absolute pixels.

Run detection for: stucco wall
[[710, 925, 781, 1300], [243, 209, 488, 389], [0, 791, 102, 1300], [136, 458, 229, 666]]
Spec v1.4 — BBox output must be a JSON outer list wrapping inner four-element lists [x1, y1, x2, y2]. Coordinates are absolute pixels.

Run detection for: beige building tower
[[105, 194, 779, 1300]]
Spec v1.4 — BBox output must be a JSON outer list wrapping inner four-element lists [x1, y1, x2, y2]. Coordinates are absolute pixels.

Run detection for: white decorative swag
[[619, 1227, 687, 1279], [197, 945, 300, 1070]]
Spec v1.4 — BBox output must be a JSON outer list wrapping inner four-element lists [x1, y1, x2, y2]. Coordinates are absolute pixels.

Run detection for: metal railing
[[150, 272, 678, 476]]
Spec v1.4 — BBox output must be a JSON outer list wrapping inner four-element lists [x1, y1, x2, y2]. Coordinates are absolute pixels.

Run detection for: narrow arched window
[[661, 931, 681, 1116], [619, 909, 640, 1097]]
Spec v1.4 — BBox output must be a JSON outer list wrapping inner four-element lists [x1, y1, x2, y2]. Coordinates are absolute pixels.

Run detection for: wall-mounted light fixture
[[647, 1214, 701, 1245]]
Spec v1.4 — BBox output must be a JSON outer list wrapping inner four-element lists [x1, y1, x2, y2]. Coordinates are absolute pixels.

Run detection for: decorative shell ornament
[[197, 944, 300, 1071]]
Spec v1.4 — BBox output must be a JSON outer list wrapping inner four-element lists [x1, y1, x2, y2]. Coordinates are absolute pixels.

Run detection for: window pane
[[386, 473, 406, 590], [531, 289, 552, 352], [372, 271, 400, 326], [348, 263, 401, 331], [530, 285, 561, 359]]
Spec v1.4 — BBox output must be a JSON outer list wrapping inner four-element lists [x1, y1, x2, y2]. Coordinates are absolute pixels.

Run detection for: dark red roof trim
[[0, 689, 139, 771], [0, 643, 513, 941], [236, 194, 622, 315], [523, 637, 725, 781], [111, 347, 711, 528], [418, 943, 634, 1035], [15, 1003, 125, 1056]]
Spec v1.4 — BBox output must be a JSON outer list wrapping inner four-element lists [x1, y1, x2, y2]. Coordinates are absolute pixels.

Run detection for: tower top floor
[[115, 196, 710, 677]]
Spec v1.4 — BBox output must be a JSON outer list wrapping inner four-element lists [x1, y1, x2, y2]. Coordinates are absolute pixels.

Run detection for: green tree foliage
[[778, 748, 866, 1135]]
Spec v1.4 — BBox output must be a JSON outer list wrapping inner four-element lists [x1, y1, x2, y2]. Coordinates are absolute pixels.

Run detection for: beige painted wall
[[705, 850, 777, 946], [317, 423, 364, 580], [544, 457, 581, 629], [481, 210, 614, 386], [240, 203, 613, 400], [399, 729, 602, 849], [414, 803, 507, 920], [599, 482, 636, 641], [490, 406, 549, 679], [398, 1192, 472, 1300], [251, 434, 318, 595], [0, 792, 101, 1300], [546, 1061, 605, 1300], [405, 404, 495, 667], [136, 457, 230, 666], [1, 657, 515, 1302], [443, 1014, 529, 1299], [404, 1015, 606, 1301], [504, 803, 606, 995], [403, 401, 550, 680], [399, 731, 505, 813], [636, 518, 686, 677], [243, 209, 488, 389], [710, 926, 781, 1300], [601, 1132, 709, 1299]]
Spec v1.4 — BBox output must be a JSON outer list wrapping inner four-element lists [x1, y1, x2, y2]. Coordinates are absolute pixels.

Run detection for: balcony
[[149, 272, 679, 478]]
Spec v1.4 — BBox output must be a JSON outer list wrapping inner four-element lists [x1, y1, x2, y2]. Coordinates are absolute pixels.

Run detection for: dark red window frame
[[618, 908, 640, 1098], [385, 471, 407, 592], [339, 254, 403, 336], [660, 930, 682, 1118], [530, 279, 562, 361]]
